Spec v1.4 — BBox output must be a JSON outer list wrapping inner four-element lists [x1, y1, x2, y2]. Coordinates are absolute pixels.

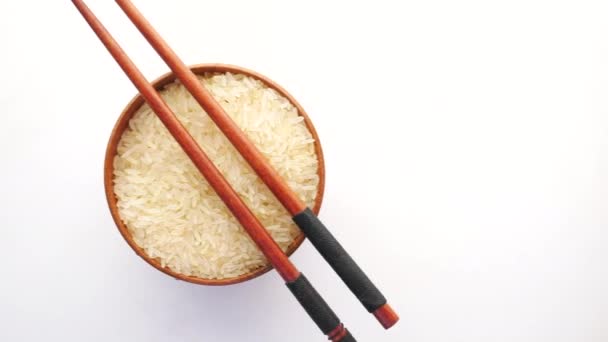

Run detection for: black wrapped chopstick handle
[[286, 274, 356, 342], [293, 208, 389, 316]]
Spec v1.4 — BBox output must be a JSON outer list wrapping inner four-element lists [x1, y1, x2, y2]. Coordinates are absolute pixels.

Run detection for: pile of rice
[[113, 72, 319, 279]]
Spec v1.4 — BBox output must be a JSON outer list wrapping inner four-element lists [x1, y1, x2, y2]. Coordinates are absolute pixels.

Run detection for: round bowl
[[104, 64, 325, 285]]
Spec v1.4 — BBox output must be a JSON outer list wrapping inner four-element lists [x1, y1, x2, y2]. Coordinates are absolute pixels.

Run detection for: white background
[[1, 1, 607, 341]]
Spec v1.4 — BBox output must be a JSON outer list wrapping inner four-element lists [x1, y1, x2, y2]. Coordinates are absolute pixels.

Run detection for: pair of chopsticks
[[72, 1, 398, 340]]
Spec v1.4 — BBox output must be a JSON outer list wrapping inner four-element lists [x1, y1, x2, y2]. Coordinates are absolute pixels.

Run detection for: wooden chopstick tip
[[373, 303, 399, 329]]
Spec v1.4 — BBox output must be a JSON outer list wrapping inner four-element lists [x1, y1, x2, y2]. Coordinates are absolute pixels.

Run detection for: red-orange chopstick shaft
[[71, 0, 299, 282], [115, 0, 307, 215]]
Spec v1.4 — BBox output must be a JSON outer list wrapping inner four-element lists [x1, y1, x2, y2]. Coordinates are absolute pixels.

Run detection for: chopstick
[[114, 0, 398, 329], [71, 1, 355, 341]]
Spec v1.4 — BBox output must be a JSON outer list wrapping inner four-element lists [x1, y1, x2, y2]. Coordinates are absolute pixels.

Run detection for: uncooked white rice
[[113, 72, 319, 279]]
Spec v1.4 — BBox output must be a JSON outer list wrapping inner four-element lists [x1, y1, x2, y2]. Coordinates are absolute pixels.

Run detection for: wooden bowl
[[104, 64, 325, 285]]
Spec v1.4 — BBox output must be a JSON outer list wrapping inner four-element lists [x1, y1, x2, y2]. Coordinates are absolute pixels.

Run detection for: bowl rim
[[104, 63, 325, 285]]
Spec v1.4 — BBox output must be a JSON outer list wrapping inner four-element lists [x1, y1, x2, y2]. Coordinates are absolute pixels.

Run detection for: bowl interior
[[104, 64, 325, 285]]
